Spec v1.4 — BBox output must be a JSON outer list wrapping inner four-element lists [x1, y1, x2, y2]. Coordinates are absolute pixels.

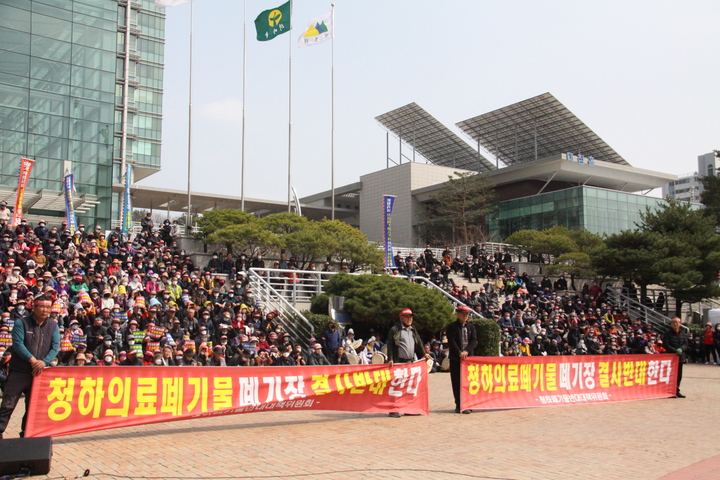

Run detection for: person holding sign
[[386, 308, 432, 418], [446, 305, 478, 414], [662, 317, 689, 398], [0, 297, 59, 438]]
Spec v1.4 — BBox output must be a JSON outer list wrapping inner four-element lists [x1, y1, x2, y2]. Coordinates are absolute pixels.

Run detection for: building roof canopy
[[375, 102, 496, 172], [455, 92, 630, 167]]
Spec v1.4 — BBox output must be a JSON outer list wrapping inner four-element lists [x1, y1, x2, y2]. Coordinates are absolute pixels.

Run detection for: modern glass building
[[0, 0, 164, 228], [488, 186, 668, 239], [302, 95, 678, 246]]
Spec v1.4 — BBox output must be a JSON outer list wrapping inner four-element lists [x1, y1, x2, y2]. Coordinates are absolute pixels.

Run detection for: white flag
[[155, 0, 191, 8], [297, 11, 333, 48]]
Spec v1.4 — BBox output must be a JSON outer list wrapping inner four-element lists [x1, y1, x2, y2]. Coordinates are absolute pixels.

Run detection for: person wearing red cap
[[446, 304, 478, 414], [385, 308, 432, 418]]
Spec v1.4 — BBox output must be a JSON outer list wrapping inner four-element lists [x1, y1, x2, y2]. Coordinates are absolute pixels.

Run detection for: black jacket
[[662, 328, 689, 361], [445, 320, 478, 360]]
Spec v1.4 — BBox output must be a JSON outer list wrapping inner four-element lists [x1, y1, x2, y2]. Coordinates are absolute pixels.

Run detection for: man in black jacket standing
[[446, 305, 478, 414], [662, 317, 689, 398]]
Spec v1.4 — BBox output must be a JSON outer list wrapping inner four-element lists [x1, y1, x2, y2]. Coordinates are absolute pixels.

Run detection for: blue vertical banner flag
[[382, 195, 396, 269], [122, 164, 133, 234], [63, 174, 78, 234]]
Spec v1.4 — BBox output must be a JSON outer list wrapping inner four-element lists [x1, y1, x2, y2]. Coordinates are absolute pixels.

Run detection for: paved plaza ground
[[3, 363, 719, 480]]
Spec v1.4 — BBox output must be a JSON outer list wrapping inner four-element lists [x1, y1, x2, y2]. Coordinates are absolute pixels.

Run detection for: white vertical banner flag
[[297, 11, 332, 48], [155, 0, 191, 8]]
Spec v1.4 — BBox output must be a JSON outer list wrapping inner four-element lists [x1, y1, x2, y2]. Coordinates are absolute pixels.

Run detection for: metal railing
[[246, 267, 486, 338], [387, 242, 514, 262], [247, 269, 314, 348], [686, 297, 720, 323], [247, 267, 333, 306], [605, 286, 675, 332], [247, 267, 483, 315], [109, 220, 186, 237], [410, 276, 484, 319]]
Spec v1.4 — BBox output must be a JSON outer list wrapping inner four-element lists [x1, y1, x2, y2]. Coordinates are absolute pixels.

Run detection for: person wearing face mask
[[9, 299, 30, 324], [251, 253, 265, 270], [221, 253, 235, 277], [167, 277, 182, 302], [197, 310, 214, 337], [322, 321, 342, 357], [0, 201, 10, 224], [272, 346, 296, 366], [6, 267, 23, 288], [206, 253, 222, 274], [55, 275, 70, 296], [163, 306, 178, 330], [291, 345, 307, 366], [179, 348, 197, 366], [14, 218, 31, 237], [94, 335, 118, 360], [206, 345, 226, 366], [235, 252, 249, 273], [98, 289, 114, 311], [87, 318, 106, 352], [150, 350, 165, 366], [194, 327, 211, 350]]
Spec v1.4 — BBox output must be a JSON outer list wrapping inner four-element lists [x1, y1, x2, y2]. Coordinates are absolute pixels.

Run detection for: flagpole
[[186, 0, 194, 230], [241, 0, 247, 211], [287, 0, 293, 213], [331, 3, 335, 221]]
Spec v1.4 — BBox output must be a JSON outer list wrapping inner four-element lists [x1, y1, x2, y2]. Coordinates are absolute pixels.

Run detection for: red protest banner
[[146, 325, 165, 340], [461, 354, 678, 410], [0, 332, 12, 348], [25, 361, 429, 437], [11, 158, 35, 227]]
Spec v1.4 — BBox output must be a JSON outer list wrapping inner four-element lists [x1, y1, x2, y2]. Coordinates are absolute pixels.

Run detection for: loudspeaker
[[0, 437, 53, 476]]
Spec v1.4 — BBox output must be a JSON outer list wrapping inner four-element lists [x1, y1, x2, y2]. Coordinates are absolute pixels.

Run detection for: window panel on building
[[0, 51, 30, 77], [30, 57, 70, 84], [0, 27, 31, 56], [0, 130, 27, 155], [0, 6, 32, 33], [0, 108, 28, 133], [73, 23, 115, 51], [73, 45, 115, 72], [32, 13, 72, 42]]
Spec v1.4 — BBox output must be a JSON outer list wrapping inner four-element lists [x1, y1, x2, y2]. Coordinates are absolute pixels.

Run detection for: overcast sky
[[141, 0, 720, 203]]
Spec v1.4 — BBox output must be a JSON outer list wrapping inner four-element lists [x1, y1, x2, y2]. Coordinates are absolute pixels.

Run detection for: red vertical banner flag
[[461, 354, 678, 410], [11, 158, 35, 226], [26, 361, 429, 437]]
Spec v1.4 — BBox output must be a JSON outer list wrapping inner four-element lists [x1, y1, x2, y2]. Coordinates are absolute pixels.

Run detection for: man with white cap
[[445, 304, 478, 414], [342, 328, 361, 353]]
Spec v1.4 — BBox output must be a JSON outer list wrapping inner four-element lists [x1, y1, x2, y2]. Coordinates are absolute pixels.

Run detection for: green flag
[[255, 1, 291, 41]]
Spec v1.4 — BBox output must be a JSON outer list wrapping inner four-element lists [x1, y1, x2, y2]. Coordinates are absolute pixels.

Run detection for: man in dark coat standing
[[662, 317, 689, 398], [446, 305, 478, 414]]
